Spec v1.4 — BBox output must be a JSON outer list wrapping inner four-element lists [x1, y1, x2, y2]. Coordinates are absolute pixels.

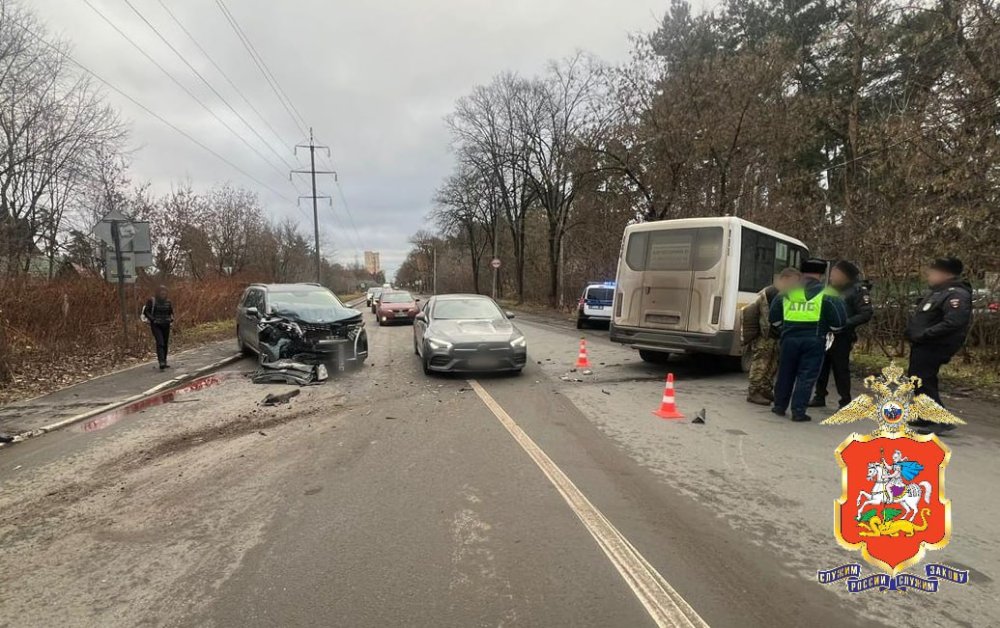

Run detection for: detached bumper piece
[[252, 359, 328, 386]]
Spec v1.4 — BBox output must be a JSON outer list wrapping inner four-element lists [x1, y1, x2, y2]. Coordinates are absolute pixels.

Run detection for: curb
[[1, 353, 243, 448], [0, 294, 366, 449]]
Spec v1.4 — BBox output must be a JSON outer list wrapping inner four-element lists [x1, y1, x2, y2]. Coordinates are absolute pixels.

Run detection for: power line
[[82, 0, 290, 181], [154, 0, 295, 161], [123, 0, 295, 172], [215, 0, 309, 137], [13, 18, 293, 203], [333, 178, 365, 254]]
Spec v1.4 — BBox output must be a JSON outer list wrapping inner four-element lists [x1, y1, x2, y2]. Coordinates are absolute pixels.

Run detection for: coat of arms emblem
[[817, 363, 970, 592]]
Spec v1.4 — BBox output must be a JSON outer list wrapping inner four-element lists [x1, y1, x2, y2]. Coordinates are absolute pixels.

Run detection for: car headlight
[[510, 335, 526, 348], [427, 338, 453, 350]]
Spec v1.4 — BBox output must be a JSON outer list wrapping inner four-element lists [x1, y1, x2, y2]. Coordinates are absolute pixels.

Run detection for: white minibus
[[609, 217, 808, 366]]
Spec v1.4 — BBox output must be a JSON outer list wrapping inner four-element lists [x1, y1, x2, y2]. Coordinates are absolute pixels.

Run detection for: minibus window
[[648, 231, 694, 270], [740, 228, 805, 292], [625, 232, 648, 271]]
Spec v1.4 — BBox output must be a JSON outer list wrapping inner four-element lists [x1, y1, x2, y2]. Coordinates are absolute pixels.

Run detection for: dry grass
[[0, 277, 245, 403]]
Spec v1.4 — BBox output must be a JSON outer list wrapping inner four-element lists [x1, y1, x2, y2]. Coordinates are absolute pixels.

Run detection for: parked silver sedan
[[413, 294, 526, 375]]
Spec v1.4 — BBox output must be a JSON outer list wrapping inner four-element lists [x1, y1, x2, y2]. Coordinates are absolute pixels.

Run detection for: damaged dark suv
[[236, 283, 368, 369]]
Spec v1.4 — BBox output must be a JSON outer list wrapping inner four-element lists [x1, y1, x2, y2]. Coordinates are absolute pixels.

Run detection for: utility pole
[[292, 128, 336, 285], [110, 220, 128, 340], [432, 247, 437, 295]]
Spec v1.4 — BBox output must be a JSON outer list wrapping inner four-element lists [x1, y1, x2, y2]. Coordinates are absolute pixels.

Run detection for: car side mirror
[[246, 306, 260, 318], [505, 311, 515, 319], [415, 312, 427, 322]]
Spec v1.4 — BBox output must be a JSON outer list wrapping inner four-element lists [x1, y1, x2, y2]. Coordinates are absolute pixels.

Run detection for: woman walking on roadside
[[141, 285, 174, 370]]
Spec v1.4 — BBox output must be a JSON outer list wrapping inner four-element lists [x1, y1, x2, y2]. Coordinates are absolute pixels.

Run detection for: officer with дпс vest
[[768, 258, 848, 422]]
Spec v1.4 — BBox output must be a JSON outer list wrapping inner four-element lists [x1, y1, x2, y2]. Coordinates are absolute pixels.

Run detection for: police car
[[577, 281, 615, 329]]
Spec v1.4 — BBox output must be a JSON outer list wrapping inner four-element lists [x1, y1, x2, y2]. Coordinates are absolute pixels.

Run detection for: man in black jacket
[[810, 260, 873, 408], [141, 285, 175, 370], [906, 257, 973, 432]]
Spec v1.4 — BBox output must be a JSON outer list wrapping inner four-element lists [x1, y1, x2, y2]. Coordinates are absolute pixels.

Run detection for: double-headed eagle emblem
[[820, 362, 965, 435]]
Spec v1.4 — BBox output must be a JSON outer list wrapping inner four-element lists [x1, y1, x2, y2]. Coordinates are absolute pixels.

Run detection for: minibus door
[[686, 227, 726, 334], [638, 229, 695, 331]]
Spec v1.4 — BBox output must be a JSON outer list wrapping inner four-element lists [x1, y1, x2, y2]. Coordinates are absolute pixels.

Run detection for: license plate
[[395, 311, 408, 317], [468, 357, 496, 368], [590, 305, 604, 310]]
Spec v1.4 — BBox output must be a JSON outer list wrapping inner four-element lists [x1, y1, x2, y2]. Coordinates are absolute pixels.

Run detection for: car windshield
[[269, 289, 345, 314], [433, 298, 503, 320], [381, 291, 413, 304]]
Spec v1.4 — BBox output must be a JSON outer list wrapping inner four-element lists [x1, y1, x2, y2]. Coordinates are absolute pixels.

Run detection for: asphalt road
[[1, 305, 997, 627]]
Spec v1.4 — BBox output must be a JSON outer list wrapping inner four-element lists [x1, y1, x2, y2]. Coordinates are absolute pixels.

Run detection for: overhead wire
[[13, 18, 294, 202], [123, 0, 296, 172], [154, 0, 297, 162], [81, 0, 291, 183], [213, 0, 367, 260], [214, 0, 309, 137]]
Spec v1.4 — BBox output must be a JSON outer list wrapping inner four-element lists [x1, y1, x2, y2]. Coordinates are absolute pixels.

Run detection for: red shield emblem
[[835, 432, 951, 574]]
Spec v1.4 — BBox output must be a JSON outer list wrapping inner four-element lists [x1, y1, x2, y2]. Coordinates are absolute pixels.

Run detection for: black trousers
[[815, 334, 853, 405], [908, 344, 952, 406], [151, 323, 171, 366]]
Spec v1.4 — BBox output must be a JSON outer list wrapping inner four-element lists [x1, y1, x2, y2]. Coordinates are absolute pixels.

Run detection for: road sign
[[93, 210, 152, 270], [491, 258, 501, 269], [105, 249, 136, 283]]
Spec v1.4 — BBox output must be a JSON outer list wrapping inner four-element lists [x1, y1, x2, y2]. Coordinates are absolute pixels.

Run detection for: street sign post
[[490, 258, 501, 269], [94, 210, 153, 340]]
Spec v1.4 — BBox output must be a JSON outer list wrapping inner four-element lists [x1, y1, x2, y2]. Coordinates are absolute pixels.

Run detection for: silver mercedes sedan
[[413, 294, 527, 375]]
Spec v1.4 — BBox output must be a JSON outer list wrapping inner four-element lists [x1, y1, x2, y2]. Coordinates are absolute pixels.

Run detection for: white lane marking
[[468, 380, 709, 628]]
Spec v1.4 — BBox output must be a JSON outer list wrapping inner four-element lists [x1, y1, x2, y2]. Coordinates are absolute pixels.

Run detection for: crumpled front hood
[[430, 319, 517, 343], [271, 305, 362, 325]]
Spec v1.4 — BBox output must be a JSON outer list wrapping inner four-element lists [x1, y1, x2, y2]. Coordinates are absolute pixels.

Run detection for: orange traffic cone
[[653, 373, 685, 419], [575, 337, 592, 368]]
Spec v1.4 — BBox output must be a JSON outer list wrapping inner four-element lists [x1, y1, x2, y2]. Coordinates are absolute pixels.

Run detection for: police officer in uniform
[[810, 260, 873, 409], [906, 257, 973, 433], [141, 285, 175, 370], [768, 259, 847, 422], [743, 267, 801, 405]]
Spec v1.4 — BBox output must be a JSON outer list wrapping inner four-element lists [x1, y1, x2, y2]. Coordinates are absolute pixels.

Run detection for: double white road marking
[[468, 380, 709, 628]]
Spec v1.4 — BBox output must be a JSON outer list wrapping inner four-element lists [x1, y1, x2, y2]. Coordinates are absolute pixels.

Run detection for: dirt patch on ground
[[0, 379, 353, 628]]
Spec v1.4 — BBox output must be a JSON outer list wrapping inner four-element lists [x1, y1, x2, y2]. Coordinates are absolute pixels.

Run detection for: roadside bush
[[0, 276, 246, 386]]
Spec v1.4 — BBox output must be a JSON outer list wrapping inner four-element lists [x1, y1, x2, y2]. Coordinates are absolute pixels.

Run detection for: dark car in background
[[375, 290, 420, 325], [370, 287, 384, 314], [413, 294, 526, 375], [236, 283, 368, 368]]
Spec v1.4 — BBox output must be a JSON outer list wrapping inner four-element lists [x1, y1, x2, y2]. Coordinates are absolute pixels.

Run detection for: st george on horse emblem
[[816, 363, 971, 593]]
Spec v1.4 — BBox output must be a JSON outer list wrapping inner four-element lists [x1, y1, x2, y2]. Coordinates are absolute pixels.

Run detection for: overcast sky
[[29, 0, 681, 279]]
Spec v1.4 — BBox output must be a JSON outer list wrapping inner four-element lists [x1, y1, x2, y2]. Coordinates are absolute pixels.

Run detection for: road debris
[[261, 390, 301, 406], [692, 408, 706, 424], [601, 389, 611, 395]]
